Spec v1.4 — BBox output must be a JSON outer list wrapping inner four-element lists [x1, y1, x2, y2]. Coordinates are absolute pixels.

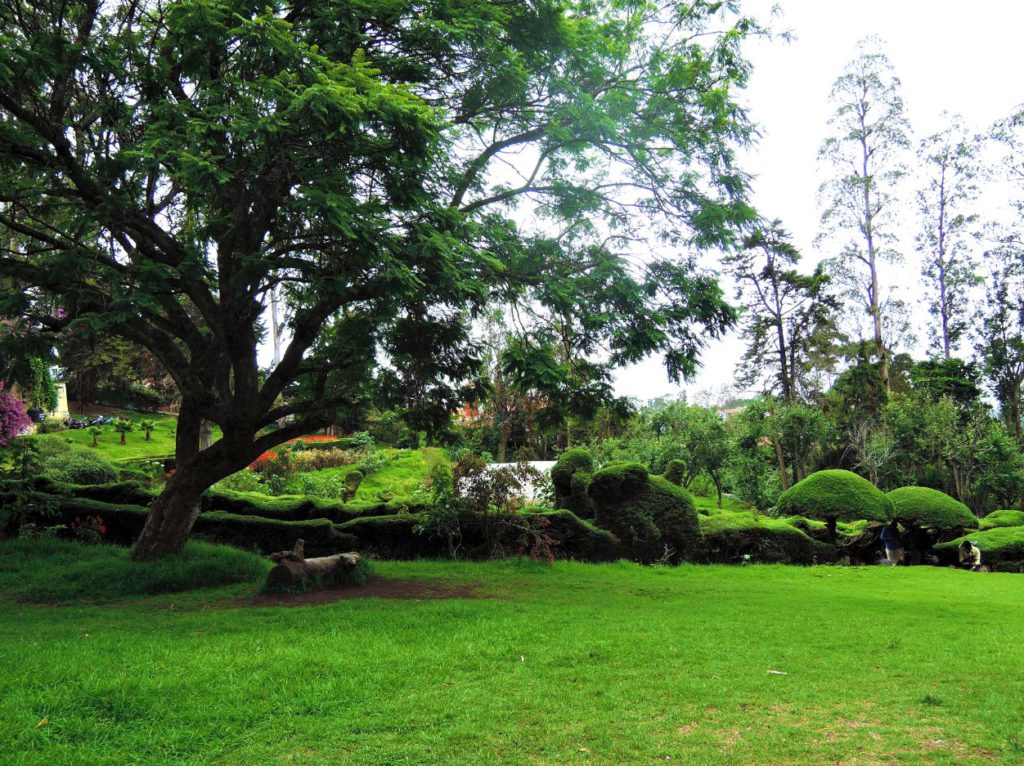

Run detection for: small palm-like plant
[[87, 426, 102, 448], [139, 419, 156, 442], [113, 418, 134, 445]]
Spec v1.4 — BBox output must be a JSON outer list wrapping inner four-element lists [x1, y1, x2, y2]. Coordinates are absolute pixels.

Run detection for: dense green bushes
[[887, 486, 977, 530], [41, 450, 121, 485], [588, 462, 699, 562], [776, 470, 893, 527], [698, 512, 835, 564], [979, 510, 1024, 530]]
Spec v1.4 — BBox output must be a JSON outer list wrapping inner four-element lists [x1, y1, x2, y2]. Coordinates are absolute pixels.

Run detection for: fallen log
[[265, 538, 363, 590]]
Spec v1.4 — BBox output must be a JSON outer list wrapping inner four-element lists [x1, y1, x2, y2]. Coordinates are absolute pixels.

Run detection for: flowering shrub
[[69, 515, 106, 544], [291, 448, 361, 473], [0, 382, 32, 447]]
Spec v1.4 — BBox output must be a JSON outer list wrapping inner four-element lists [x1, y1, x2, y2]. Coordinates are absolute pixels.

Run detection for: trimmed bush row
[[698, 512, 835, 565], [935, 527, 1024, 571]]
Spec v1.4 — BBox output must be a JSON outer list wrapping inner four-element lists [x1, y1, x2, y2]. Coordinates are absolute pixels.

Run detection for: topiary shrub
[[588, 462, 699, 563], [42, 451, 120, 485], [887, 487, 977, 530], [886, 486, 978, 564], [979, 510, 1024, 531], [662, 459, 687, 487], [698, 512, 835, 564], [536, 509, 621, 562], [551, 447, 595, 518], [775, 469, 892, 542], [934, 526, 1024, 570], [343, 470, 363, 501]]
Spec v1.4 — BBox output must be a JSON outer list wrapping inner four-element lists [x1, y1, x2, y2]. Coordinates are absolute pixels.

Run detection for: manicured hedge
[[535, 509, 621, 562], [935, 527, 1024, 571], [551, 447, 595, 519], [201, 488, 343, 521], [776, 470, 892, 525], [887, 486, 977, 530], [192, 512, 357, 556], [698, 512, 835, 565], [33, 477, 155, 507], [201, 487, 428, 522], [588, 462, 699, 563], [979, 510, 1024, 531]]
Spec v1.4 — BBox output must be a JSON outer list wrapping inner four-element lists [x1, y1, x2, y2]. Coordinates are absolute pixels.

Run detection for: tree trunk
[[773, 439, 790, 491], [826, 517, 837, 546], [712, 473, 723, 510], [265, 541, 363, 590], [131, 407, 212, 560]]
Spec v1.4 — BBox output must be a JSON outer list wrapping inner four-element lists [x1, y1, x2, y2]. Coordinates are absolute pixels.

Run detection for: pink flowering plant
[[0, 382, 32, 447]]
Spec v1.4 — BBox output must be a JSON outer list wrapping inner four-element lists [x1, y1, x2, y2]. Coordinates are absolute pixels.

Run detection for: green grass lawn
[[1, 556, 1022, 765], [53, 413, 186, 462]]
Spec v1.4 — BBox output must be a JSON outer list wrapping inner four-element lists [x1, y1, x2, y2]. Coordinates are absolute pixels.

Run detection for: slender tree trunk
[[132, 407, 219, 560], [773, 439, 790, 491], [860, 120, 889, 393], [712, 473, 723, 510]]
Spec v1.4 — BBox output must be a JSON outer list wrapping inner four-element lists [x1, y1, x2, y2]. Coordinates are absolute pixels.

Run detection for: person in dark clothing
[[880, 521, 901, 566]]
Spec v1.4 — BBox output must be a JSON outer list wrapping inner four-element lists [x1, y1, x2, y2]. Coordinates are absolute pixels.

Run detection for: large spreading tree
[[0, 0, 763, 558]]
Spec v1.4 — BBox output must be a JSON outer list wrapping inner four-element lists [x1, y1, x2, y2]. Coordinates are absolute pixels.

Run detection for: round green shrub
[[551, 447, 595, 518], [588, 462, 698, 562], [886, 486, 977, 530], [42, 450, 120, 485], [775, 469, 892, 524], [979, 509, 1024, 531], [20, 434, 71, 460]]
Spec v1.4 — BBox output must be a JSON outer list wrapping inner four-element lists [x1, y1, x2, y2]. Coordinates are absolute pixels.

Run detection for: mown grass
[[1, 555, 1022, 764], [0, 538, 269, 602], [53, 413, 185, 462], [350, 447, 448, 501]]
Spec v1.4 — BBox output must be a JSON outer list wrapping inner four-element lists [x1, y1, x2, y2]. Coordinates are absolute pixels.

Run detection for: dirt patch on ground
[[238, 576, 494, 607]]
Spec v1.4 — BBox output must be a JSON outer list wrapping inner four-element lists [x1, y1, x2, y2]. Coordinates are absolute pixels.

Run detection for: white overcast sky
[[613, 0, 1024, 404]]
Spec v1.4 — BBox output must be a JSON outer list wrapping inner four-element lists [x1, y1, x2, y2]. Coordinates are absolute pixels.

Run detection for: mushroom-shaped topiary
[[979, 510, 1024, 531], [551, 447, 595, 519], [588, 462, 698, 563], [776, 469, 892, 544], [886, 486, 978, 564]]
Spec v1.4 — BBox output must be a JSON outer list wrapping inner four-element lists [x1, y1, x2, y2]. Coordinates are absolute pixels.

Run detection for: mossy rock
[[934, 526, 1024, 569], [887, 486, 977, 530], [698, 512, 835, 565], [588, 462, 699, 563], [776, 470, 892, 525], [979, 510, 1024, 531], [551, 447, 595, 519]]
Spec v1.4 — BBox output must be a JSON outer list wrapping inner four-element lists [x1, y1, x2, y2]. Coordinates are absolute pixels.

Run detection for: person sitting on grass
[[880, 520, 901, 566], [958, 540, 982, 571]]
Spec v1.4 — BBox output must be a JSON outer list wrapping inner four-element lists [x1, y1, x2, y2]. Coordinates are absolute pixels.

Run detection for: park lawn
[[1, 560, 1022, 765], [54, 413, 223, 463], [353, 447, 448, 501]]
